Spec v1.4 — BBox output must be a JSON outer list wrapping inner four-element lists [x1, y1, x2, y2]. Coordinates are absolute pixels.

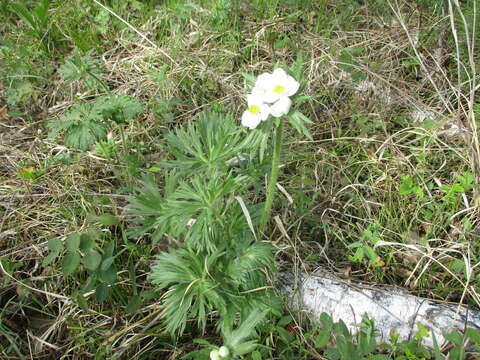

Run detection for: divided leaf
[[287, 110, 313, 140], [94, 94, 143, 124], [48, 103, 107, 150]]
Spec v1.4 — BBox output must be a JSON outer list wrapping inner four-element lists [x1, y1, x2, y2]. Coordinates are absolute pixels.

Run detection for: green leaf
[[18, 167, 37, 180], [47, 237, 63, 252], [286, 110, 313, 140], [364, 246, 378, 262], [315, 330, 330, 349], [76, 293, 89, 311], [347, 241, 363, 249], [466, 328, 480, 344], [444, 331, 463, 345], [126, 295, 141, 313], [324, 348, 340, 360], [251, 351, 262, 360], [349, 247, 364, 263], [48, 102, 107, 151], [415, 322, 430, 341], [227, 309, 267, 349], [34, 0, 51, 27], [333, 320, 350, 338], [140, 290, 158, 300], [104, 241, 115, 258], [95, 213, 120, 226], [101, 257, 115, 271], [65, 233, 81, 252], [277, 315, 293, 327], [431, 331, 443, 360], [320, 313, 333, 331], [79, 233, 95, 252], [94, 94, 143, 124], [241, 72, 257, 91], [457, 172, 473, 191], [42, 251, 59, 267], [83, 249, 102, 271], [58, 50, 104, 88], [9, 3, 37, 32], [399, 176, 413, 195], [95, 283, 108, 303], [99, 265, 117, 285], [232, 340, 258, 356], [62, 252, 81, 276]]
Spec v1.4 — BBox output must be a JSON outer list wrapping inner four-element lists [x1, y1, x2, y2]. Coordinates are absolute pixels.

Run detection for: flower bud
[[210, 349, 221, 360], [218, 346, 230, 358]]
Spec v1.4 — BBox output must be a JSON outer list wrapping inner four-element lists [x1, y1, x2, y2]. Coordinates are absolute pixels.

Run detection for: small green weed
[[44, 229, 120, 303], [8, 0, 57, 54], [48, 94, 143, 150]]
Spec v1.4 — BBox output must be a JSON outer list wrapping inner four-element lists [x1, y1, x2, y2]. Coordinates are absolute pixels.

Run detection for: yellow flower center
[[248, 104, 261, 115], [273, 84, 285, 94]]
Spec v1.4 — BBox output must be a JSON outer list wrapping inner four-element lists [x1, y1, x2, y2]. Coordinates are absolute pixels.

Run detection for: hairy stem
[[260, 118, 283, 232]]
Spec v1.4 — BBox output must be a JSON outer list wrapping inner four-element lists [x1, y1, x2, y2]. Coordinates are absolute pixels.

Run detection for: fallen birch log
[[281, 271, 480, 348]]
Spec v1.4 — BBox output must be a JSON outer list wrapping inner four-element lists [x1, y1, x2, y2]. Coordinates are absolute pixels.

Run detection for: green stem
[[260, 118, 283, 232]]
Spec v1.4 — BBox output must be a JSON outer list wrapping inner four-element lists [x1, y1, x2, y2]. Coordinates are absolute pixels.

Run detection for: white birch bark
[[281, 271, 480, 348]]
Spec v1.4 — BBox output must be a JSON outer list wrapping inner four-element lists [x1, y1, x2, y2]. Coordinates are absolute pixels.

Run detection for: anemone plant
[[128, 66, 312, 356]]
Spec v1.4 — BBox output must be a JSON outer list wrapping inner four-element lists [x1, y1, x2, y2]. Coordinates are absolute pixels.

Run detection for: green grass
[[0, 0, 479, 358]]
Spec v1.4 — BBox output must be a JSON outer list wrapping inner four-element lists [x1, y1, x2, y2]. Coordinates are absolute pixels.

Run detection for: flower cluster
[[241, 68, 300, 129]]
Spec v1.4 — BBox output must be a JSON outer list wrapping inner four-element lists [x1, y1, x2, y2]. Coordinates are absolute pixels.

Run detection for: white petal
[[241, 111, 262, 129], [272, 68, 288, 79], [253, 73, 272, 96], [247, 93, 264, 106], [270, 97, 291, 118], [261, 90, 281, 104], [256, 72, 272, 83], [253, 82, 278, 103], [285, 76, 300, 96], [260, 104, 271, 121]]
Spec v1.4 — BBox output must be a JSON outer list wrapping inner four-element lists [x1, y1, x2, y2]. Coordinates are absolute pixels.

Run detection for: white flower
[[210, 349, 221, 360], [218, 346, 230, 358], [270, 96, 292, 118], [253, 68, 300, 104], [241, 93, 270, 129]]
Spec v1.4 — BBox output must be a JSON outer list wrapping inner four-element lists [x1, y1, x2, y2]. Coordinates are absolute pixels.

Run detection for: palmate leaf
[[150, 248, 229, 335], [48, 103, 107, 150], [165, 172, 248, 250], [126, 174, 169, 243], [222, 308, 268, 355], [128, 171, 247, 250], [48, 94, 142, 151], [59, 50, 104, 89], [94, 94, 143, 124], [226, 242, 275, 288], [164, 111, 263, 175]]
